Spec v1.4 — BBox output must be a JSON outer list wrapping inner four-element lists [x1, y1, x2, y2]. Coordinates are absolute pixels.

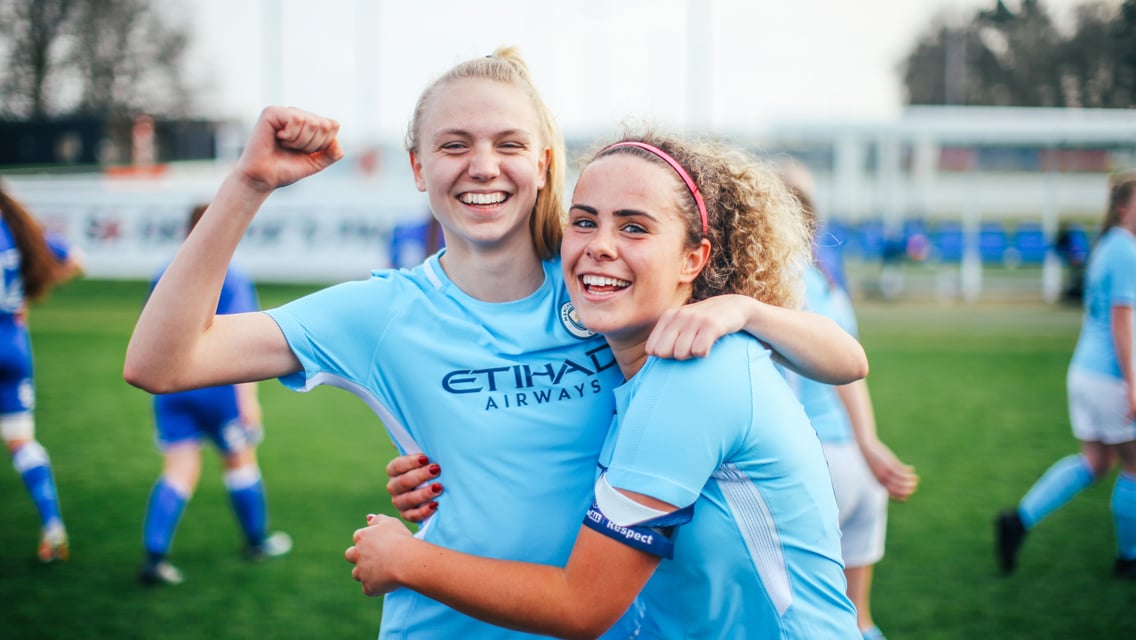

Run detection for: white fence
[[5, 162, 430, 284]]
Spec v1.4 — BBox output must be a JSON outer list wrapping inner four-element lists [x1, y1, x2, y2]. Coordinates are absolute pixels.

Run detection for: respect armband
[[582, 500, 693, 559]]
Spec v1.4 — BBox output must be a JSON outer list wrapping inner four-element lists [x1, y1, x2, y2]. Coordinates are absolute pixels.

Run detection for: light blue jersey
[[794, 265, 858, 444], [266, 255, 626, 640], [598, 333, 859, 639], [1071, 226, 1136, 380]]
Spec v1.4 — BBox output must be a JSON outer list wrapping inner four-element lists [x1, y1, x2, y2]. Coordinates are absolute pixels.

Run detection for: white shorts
[[1068, 366, 1136, 445], [0, 411, 35, 442], [822, 440, 887, 568]]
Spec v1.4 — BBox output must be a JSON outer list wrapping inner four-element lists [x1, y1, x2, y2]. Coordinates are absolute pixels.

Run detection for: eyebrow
[[434, 128, 532, 139], [569, 204, 658, 221]]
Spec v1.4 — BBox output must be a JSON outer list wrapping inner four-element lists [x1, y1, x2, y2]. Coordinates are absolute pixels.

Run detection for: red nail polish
[[428, 502, 439, 511], [431, 483, 442, 494], [418, 455, 429, 465], [429, 464, 441, 475]]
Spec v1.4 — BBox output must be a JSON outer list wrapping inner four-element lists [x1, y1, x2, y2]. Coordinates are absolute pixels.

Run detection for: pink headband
[[602, 141, 708, 236]]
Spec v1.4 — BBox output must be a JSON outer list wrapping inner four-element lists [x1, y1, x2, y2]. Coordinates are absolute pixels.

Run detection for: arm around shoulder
[[647, 294, 867, 383], [747, 300, 868, 384]]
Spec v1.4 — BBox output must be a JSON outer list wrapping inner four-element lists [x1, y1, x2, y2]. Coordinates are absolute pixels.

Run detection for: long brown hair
[[1103, 173, 1136, 238], [0, 183, 67, 302]]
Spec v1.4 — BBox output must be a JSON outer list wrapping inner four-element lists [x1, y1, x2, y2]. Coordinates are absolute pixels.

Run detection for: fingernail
[[431, 483, 442, 494], [417, 455, 429, 465], [429, 464, 441, 476], [428, 502, 439, 511], [366, 513, 376, 524]]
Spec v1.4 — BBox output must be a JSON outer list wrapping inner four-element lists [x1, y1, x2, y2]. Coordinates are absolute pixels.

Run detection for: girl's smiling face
[[410, 77, 549, 255], [562, 153, 709, 356]]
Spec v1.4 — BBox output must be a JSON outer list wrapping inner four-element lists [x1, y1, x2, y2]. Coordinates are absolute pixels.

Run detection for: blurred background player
[[780, 163, 920, 640], [996, 173, 1136, 579], [137, 203, 291, 586], [0, 182, 84, 562]]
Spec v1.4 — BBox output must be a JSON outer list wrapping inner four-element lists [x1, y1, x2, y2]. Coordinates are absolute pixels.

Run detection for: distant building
[[0, 116, 234, 167]]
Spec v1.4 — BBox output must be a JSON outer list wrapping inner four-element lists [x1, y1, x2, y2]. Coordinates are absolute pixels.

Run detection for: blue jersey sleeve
[[603, 335, 758, 509], [264, 275, 401, 392]]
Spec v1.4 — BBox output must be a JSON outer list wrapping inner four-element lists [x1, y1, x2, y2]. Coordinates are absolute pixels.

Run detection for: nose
[[467, 144, 501, 181], [584, 223, 617, 260]]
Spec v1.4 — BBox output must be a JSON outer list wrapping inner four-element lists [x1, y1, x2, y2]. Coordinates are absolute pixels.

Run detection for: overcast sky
[[178, 0, 1100, 144]]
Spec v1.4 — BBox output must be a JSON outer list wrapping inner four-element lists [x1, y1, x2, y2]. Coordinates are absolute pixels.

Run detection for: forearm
[[835, 378, 879, 448], [389, 539, 618, 640], [837, 378, 918, 499], [349, 521, 650, 639], [745, 301, 868, 384], [235, 382, 261, 424], [123, 174, 270, 392], [1112, 306, 1135, 390], [58, 253, 86, 281]]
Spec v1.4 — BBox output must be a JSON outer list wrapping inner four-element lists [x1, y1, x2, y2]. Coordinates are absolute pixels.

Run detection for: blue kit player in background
[[0, 182, 84, 563], [347, 132, 861, 639], [138, 203, 291, 586], [997, 173, 1136, 579], [780, 174, 919, 640]]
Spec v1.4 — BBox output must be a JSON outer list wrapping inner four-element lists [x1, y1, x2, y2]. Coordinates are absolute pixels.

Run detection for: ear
[[409, 150, 427, 193], [536, 145, 551, 190], [679, 238, 712, 283]]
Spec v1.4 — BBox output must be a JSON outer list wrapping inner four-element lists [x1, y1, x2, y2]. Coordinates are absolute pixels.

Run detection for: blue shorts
[[0, 319, 34, 415], [153, 385, 255, 455]]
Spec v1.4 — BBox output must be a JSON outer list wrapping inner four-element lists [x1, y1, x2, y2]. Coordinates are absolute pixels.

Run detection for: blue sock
[[13, 442, 64, 530], [1112, 472, 1136, 560], [143, 478, 188, 561], [225, 466, 267, 547], [1019, 454, 1094, 529]]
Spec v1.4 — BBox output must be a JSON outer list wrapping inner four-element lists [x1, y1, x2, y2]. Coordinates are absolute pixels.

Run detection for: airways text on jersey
[[441, 343, 617, 411]]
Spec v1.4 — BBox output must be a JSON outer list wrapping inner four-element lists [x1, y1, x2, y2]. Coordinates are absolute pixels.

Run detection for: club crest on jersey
[[560, 301, 594, 339]]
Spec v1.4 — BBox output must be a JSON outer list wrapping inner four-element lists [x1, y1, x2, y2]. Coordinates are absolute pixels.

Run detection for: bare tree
[[67, 0, 192, 117], [969, 0, 1065, 106], [1060, 0, 1136, 107], [0, 0, 77, 118], [901, 0, 1135, 108], [0, 0, 192, 119], [901, 16, 961, 106]]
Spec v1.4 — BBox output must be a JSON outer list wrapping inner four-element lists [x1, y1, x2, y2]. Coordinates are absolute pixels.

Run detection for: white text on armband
[[608, 520, 654, 545], [583, 500, 683, 559]]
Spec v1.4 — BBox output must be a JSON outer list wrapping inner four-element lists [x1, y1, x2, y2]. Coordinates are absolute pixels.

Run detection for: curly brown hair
[[404, 46, 565, 260], [587, 132, 812, 309], [0, 183, 67, 303]]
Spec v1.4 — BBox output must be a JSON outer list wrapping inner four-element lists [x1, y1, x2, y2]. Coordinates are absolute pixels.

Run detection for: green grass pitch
[[1, 279, 1131, 639]]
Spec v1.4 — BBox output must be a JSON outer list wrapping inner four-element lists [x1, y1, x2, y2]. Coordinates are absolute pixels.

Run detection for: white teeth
[[582, 274, 630, 288], [459, 192, 507, 205]]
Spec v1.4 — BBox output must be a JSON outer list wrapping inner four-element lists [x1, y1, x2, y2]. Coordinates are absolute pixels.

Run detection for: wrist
[[389, 536, 424, 589], [226, 169, 276, 199], [741, 295, 767, 331]]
